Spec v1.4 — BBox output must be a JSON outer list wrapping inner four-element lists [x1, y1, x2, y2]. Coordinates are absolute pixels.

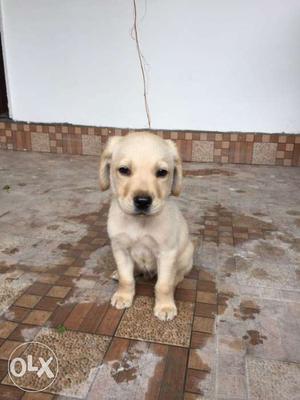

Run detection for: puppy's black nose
[[134, 196, 152, 211]]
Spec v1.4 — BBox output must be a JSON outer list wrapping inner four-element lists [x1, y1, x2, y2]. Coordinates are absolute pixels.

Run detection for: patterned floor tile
[[116, 296, 194, 347], [3, 328, 111, 397], [247, 357, 300, 400]]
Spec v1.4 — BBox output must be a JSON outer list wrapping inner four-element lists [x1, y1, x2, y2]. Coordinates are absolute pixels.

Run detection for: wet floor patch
[[200, 204, 275, 246], [243, 330, 267, 345], [0, 271, 36, 316], [89, 339, 175, 400], [184, 168, 235, 177], [234, 301, 260, 321]]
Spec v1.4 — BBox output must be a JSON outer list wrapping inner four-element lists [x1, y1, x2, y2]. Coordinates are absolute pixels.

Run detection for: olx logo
[[8, 342, 58, 392], [10, 354, 54, 378]]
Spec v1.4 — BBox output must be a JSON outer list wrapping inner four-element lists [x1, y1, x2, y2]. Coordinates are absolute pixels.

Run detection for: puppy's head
[[99, 132, 182, 215]]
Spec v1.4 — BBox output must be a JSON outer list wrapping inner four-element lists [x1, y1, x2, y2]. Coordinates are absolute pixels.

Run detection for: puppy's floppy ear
[[165, 139, 183, 196], [99, 136, 121, 191]]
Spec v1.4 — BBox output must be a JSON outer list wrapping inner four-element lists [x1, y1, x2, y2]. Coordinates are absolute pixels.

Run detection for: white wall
[[1, 0, 300, 133]]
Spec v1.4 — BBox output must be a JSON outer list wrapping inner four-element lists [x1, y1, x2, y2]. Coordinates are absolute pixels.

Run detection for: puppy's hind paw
[[111, 291, 134, 309], [154, 304, 177, 321]]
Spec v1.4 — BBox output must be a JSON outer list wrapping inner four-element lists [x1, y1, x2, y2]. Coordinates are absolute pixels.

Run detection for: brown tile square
[[97, 305, 124, 336], [177, 278, 197, 290], [221, 141, 230, 149], [175, 288, 196, 302], [246, 134, 254, 142], [35, 296, 60, 312], [197, 280, 216, 293], [5, 306, 30, 323], [198, 270, 214, 282], [64, 266, 81, 277], [55, 275, 76, 287], [185, 368, 210, 394], [22, 392, 54, 399], [193, 316, 214, 334], [46, 286, 71, 299], [286, 143, 294, 151], [188, 349, 211, 371], [49, 303, 76, 328], [199, 132, 207, 141], [262, 134, 270, 143], [0, 321, 17, 339], [15, 294, 41, 308], [116, 296, 194, 347], [0, 384, 24, 399], [276, 150, 284, 159], [36, 273, 59, 284], [229, 142, 253, 164], [79, 303, 109, 333], [190, 331, 211, 349], [270, 134, 279, 143], [284, 150, 293, 159], [23, 310, 52, 326], [8, 324, 40, 342], [277, 143, 286, 151], [278, 135, 287, 143], [196, 291, 217, 304], [254, 134, 263, 142], [184, 393, 202, 400], [64, 303, 94, 330], [0, 340, 24, 360], [0, 359, 8, 381], [26, 283, 52, 296], [221, 155, 229, 163], [135, 283, 154, 297], [194, 303, 217, 318]]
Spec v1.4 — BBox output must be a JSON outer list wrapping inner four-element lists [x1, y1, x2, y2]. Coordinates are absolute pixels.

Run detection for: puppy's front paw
[[111, 291, 134, 309], [154, 303, 177, 321]]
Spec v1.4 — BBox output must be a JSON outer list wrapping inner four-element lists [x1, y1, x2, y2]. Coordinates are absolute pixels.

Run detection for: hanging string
[[132, 0, 151, 129]]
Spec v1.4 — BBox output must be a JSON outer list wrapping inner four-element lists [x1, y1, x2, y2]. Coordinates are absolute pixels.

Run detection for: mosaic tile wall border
[[0, 121, 299, 166]]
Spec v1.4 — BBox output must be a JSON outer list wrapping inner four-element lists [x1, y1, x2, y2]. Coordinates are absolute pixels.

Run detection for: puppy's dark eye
[[156, 169, 168, 178], [118, 167, 131, 176]]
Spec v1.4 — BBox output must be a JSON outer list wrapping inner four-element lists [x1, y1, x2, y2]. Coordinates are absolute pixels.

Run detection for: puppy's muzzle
[[133, 195, 152, 212]]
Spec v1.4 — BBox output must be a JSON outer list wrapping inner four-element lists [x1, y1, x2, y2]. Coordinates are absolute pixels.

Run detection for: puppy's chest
[[114, 232, 159, 271], [129, 236, 158, 272]]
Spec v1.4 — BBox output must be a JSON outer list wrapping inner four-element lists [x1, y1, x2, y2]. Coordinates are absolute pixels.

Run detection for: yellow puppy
[[99, 132, 193, 321]]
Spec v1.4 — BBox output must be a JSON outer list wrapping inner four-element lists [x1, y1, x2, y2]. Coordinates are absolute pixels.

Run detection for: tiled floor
[[0, 150, 300, 399]]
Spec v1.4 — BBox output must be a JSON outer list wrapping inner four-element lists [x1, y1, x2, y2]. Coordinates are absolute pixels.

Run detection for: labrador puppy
[[99, 132, 193, 320]]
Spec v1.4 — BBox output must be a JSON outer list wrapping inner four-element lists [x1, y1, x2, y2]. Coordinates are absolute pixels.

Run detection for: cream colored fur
[[99, 132, 193, 321]]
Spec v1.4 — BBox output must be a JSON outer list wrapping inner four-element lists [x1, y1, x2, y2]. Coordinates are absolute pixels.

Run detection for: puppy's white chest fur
[[130, 236, 157, 275]]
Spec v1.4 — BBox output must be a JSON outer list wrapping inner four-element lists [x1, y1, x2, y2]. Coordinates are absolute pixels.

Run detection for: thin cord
[[132, 0, 151, 129]]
